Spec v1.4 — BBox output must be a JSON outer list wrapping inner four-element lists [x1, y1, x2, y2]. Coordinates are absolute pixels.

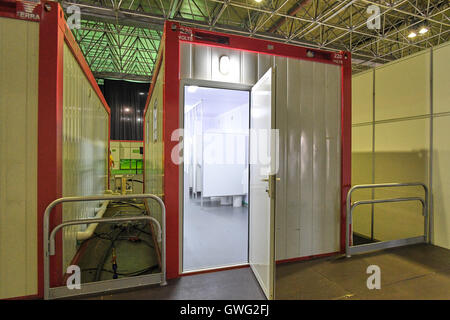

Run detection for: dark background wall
[[100, 79, 150, 141]]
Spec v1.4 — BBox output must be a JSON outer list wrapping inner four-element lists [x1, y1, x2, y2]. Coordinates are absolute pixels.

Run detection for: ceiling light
[[254, 0, 262, 2], [187, 85, 198, 93], [407, 31, 417, 39], [419, 27, 428, 34], [124, 107, 130, 112], [219, 55, 230, 75]]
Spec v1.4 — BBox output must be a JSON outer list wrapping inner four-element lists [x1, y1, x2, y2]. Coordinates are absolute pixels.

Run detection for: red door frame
[[1, 1, 111, 299], [144, 21, 351, 280]]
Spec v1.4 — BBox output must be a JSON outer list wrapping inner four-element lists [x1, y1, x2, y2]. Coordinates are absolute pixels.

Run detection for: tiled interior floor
[[183, 197, 248, 271], [276, 244, 450, 300]]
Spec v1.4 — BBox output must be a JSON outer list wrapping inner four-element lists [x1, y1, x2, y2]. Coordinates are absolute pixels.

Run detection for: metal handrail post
[[346, 183, 428, 258], [43, 194, 166, 300]]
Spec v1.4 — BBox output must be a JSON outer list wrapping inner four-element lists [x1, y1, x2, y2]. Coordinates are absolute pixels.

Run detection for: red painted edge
[[181, 264, 250, 277], [163, 22, 180, 280], [3, 294, 40, 301], [340, 53, 352, 253], [176, 22, 345, 67], [276, 251, 339, 265], [37, 1, 64, 297], [61, 19, 110, 115], [163, 21, 352, 279]]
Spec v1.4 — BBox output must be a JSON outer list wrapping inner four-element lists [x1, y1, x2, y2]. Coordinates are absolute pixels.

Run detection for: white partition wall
[[351, 41, 450, 249], [432, 42, 450, 249]]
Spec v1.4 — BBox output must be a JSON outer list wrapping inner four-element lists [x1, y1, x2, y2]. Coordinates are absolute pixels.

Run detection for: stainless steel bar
[[345, 183, 428, 258], [48, 216, 162, 255], [348, 236, 426, 255], [43, 194, 166, 300]]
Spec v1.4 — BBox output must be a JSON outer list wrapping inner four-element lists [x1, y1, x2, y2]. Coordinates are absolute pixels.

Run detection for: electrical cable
[[87, 223, 156, 281]]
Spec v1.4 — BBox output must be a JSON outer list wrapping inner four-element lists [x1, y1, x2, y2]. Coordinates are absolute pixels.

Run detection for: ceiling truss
[[59, 0, 450, 80]]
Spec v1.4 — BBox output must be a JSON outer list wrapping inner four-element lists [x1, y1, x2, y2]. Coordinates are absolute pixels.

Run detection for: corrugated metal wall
[[179, 43, 342, 260], [62, 43, 109, 271], [144, 56, 165, 226], [0, 17, 39, 299]]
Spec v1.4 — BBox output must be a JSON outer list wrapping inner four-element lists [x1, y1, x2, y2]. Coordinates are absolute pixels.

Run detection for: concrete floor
[[183, 197, 248, 271], [276, 244, 450, 300], [82, 267, 265, 300]]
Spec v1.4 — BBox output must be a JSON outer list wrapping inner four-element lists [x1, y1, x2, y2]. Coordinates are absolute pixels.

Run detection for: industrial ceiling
[[58, 0, 449, 81]]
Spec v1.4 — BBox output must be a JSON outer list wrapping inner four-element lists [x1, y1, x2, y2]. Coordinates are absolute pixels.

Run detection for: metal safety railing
[[346, 183, 428, 258], [44, 194, 166, 300]]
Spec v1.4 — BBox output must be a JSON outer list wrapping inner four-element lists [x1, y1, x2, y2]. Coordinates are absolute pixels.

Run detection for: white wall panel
[[432, 42, 450, 249], [375, 50, 430, 121], [62, 44, 109, 271], [352, 70, 373, 124], [0, 18, 39, 299], [433, 116, 450, 249], [432, 42, 450, 114]]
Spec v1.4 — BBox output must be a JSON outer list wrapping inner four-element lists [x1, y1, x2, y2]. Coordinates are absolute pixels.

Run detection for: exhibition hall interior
[[0, 0, 449, 301]]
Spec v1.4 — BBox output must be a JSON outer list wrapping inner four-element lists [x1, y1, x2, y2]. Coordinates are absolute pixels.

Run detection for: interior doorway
[[182, 85, 250, 272]]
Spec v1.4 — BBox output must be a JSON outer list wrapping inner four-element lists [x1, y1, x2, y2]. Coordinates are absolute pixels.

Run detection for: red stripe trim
[[37, 1, 64, 296], [340, 53, 352, 253], [163, 22, 180, 279], [3, 294, 40, 301]]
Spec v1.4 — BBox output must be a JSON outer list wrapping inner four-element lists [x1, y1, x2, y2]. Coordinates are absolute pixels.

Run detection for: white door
[[249, 68, 277, 300]]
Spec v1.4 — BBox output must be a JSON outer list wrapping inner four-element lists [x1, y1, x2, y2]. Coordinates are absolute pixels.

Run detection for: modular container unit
[[143, 22, 351, 290], [0, 1, 110, 299]]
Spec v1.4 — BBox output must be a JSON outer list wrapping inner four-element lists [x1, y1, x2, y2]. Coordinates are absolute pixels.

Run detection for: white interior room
[[183, 85, 250, 272]]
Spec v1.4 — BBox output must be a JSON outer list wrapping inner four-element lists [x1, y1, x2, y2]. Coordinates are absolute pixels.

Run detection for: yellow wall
[[351, 70, 374, 238], [432, 42, 450, 249], [0, 18, 39, 299], [62, 43, 109, 271], [352, 42, 450, 248], [144, 54, 165, 226]]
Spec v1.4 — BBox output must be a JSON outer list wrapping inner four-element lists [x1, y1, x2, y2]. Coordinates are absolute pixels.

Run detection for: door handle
[[262, 176, 280, 198]]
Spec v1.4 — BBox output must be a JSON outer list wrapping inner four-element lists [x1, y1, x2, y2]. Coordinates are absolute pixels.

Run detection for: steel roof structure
[[59, 0, 449, 81]]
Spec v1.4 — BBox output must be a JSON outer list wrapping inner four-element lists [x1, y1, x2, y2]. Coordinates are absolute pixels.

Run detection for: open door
[[249, 68, 276, 300]]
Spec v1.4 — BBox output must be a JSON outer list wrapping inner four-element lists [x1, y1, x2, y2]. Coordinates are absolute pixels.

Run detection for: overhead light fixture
[[187, 85, 198, 93], [219, 55, 230, 75], [124, 107, 131, 112], [407, 31, 417, 39], [139, 92, 146, 95], [419, 27, 428, 34]]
